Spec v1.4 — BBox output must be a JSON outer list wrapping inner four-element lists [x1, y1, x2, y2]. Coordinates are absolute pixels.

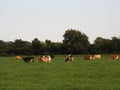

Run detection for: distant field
[[0, 55, 120, 90]]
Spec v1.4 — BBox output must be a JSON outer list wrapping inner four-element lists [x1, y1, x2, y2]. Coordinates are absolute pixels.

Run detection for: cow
[[38, 55, 51, 62], [109, 54, 119, 60], [92, 54, 101, 59], [46, 55, 51, 62], [15, 56, 22, 59], [22, 57, 34, 63], [65, 54, 74, 62], [84, 55, 92, 60]]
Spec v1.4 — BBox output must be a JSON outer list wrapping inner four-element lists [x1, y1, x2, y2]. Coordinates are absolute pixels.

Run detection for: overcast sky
[[0, 0, 120, 43]]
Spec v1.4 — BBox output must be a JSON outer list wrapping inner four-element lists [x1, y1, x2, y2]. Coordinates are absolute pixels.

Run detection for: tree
[[0, 40, 7, 56], [49, 42, 63, 54], [12, 39, 33, 55], [6, 41, 15, 55], [111, 37, 120, 53], [44, 40, 63, 54], [44, 39, 52, 54], [32, 38, 44, 55], [94, 37, 112, 54], [63, 29, 90, 54]]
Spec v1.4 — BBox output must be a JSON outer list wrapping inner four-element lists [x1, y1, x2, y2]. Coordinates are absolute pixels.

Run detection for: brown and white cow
[[92, 54, 101, 59], [84, 55, 92, 60], [38, 55, 51, 62], [109, 54, 119, 60], [65, 54, 74, 62]]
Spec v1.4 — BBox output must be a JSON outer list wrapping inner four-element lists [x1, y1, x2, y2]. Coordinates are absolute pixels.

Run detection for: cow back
[[84, 55, 92, 60], [93, 54, 101, 59], [109, 54, 119, 60]]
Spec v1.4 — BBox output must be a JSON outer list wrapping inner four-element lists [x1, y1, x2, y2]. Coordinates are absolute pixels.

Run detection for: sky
[[0, 0, 120, 43]]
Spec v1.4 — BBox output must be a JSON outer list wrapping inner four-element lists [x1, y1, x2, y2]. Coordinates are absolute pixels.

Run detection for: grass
[[0, 55, 120, 90]]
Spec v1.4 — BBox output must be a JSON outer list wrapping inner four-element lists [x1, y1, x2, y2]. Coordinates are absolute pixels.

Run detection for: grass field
[[0, 55, 120, 90]]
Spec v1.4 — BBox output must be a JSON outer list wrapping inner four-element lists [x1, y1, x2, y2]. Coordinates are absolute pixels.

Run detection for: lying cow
[[92, 54, 101, 60], [84, 55, 92, 60], [15, 56, 22, 59], [38, 55, 51, 62], [65, 54, 74, 62], [22, 57, 34, 63], [109, 54, 119, 60]]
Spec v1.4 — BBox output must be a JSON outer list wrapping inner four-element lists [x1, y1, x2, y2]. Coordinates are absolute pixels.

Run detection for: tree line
[[0, 29, 120, 56]]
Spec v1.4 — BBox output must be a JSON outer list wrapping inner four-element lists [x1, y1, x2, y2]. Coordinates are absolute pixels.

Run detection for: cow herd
[[84, 54, 101, 60], [15, 54, 119, 63], [84, 54, 119, 60], [15, 55, 53, 63]]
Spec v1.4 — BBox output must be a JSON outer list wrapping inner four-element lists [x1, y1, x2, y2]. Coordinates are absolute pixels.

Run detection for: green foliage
[[1, 55, 120, 90], [93, 37, 112, 53], [0, 40, 7, 55], [93, 37, 120, 54], [111, 37, 120, 53], [5, 39, 33, 55], [63, 29, 90, 54], [49, 42, 63, 54], [0, 30, 120, 55], [32, 38, 44, 55]]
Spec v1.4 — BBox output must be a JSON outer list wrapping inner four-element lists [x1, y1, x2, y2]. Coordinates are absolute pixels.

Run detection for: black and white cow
[[22, 57, 34, 63], [65, 54, 74, 62]]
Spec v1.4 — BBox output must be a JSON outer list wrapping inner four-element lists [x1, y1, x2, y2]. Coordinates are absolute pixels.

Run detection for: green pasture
[[0, 55, 120, 90]]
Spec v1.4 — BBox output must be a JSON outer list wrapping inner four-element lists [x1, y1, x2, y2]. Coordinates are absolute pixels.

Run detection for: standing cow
[[65, 54, 74, 62]]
